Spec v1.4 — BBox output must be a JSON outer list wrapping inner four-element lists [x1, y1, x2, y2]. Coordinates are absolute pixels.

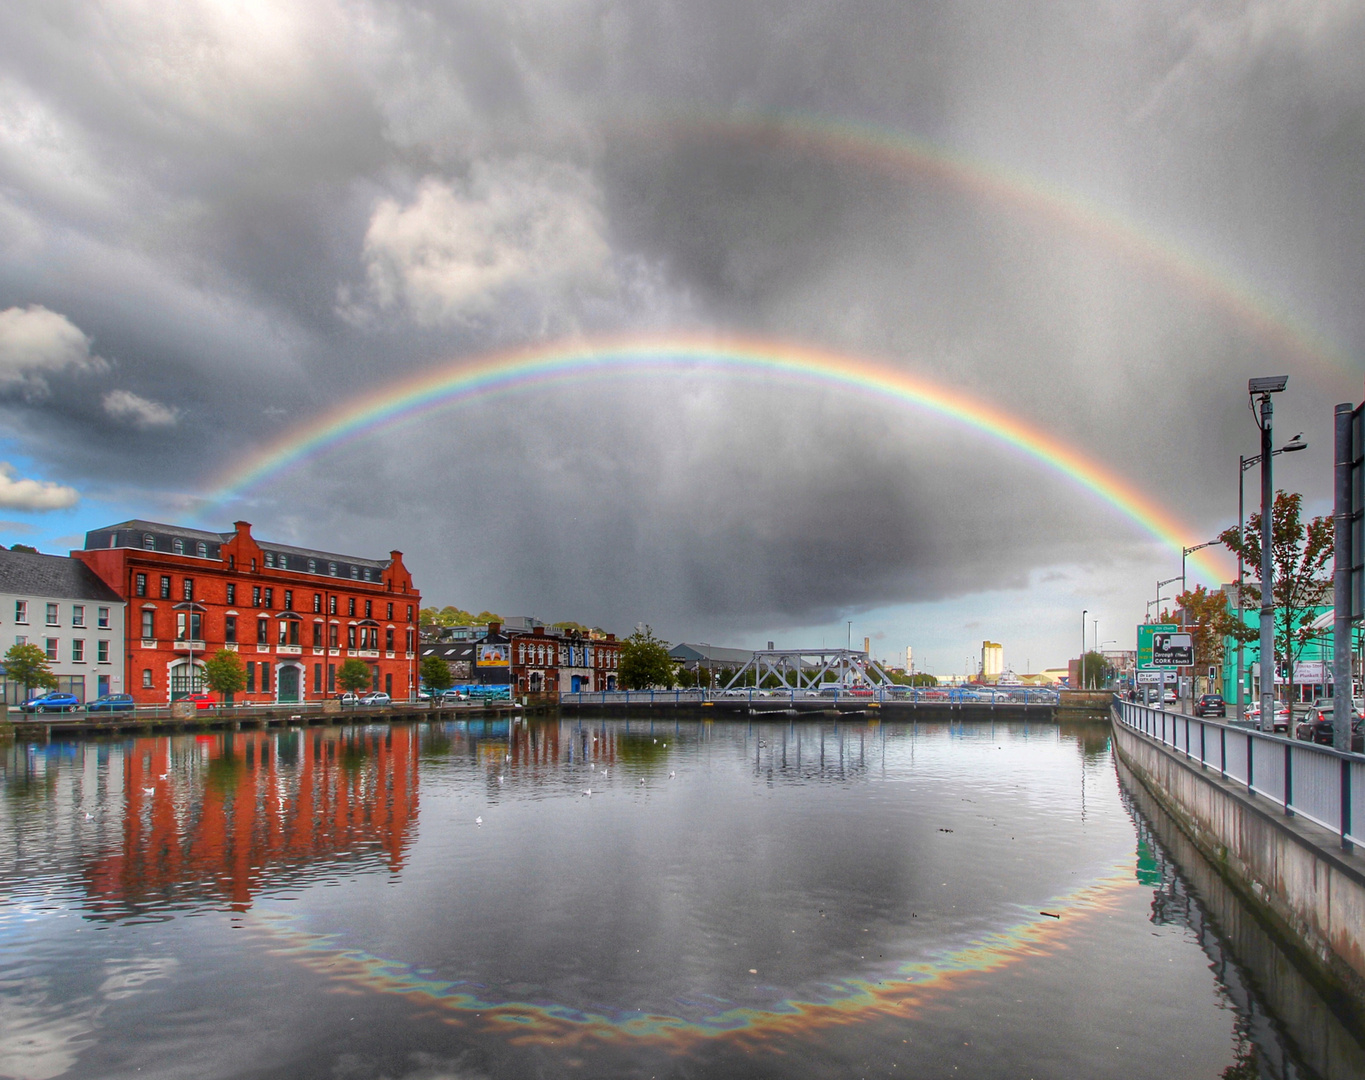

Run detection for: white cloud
[[349, 158, 614, 325], [0, 463, 79, 511], [0, 305, 108, 397], [102, 389, 179, 429]]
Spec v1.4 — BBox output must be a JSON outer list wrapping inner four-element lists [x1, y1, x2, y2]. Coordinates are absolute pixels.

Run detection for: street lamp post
[[1081, 609, 1087, 690], [1249, 377, 1291, 730]]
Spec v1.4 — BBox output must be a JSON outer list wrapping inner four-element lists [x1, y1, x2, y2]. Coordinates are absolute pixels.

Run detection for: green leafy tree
[[203, 649, 246, 703], [8, 544, 38, 554], [619, 626, 677, 689], [1076, 651, 1114, 689], [4, 642, 57, 699], [337, 658, 372, 694], [420, 654, 453, 693], [1219, 490, 1332, 708]]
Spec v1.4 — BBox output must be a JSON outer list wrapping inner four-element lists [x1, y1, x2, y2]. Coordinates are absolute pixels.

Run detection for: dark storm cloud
[[1, 1, 1362, 632]]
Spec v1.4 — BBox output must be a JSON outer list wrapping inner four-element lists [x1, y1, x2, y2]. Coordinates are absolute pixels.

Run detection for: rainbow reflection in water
[[250, 860, 1134, 1050]]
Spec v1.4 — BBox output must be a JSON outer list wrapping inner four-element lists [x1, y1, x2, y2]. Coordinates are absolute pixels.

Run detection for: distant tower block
[[864, 637, 871, 657], [981, 641, 1004, 681], [905, 646, 913, 670]]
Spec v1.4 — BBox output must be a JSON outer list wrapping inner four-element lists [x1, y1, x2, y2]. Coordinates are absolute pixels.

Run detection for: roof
[[669, 642, 755, 664], [84, 519, 390, 571], [0, 549, 124, 604], [421, 643, 476, 661]]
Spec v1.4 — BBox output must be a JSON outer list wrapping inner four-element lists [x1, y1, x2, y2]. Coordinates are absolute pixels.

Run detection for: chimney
[[533, 625, 545, 636], [234, 521, 253, 538], [606, 633, 616, 643], [487, 621, 501, 636]]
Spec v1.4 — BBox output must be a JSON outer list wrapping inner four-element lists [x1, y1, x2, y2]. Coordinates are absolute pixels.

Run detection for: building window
[[261, 664, 270, 693], [264, 552, 274, 568], [246, 662, 255, 693], [46, 603, 58, 626], [13, 635, 25, 646], [183, 578, 194, 601], [257, 619, 269, 645], [328, 562, 337, 576], [386, 602, 393, 620], [97, 607, 110, 629], [72, 605, 85, 627], [72, 640, 84, 662], [328, 624, 338, 649], [197, 541, 207, 558], [313, 622, 323, 647], [225, 616, 237, 643], [264, 587, 274, 609], [142, 533, 155, 550], [160, 576, 171, 599], [228, 555, 235, 569], [284, 590, 293, 611], [362, 568, 371, 582], [314, 664, 322, 693], [385, 627, 394, 652], [250, 558, 256, 572], [45, 638, 58, 661], [134, 574, 146, 598], [142, 669, 153, 688], [97, 640, 109, 663], [141, 610, 155, 639], [13, 600, 26, 624], [348, 598, 356, 617], [350, 566, 359, 580], [277, 554, 287, 571], [313, 593, 321, 613], [252, 586, 262, 607], [226, 583, 236, 605], [173, 538, 184, 555], [308, 559, 317, 574], [407, 605, 414, 623], [327, 663, 336, 692], [347, 626, 356, 649], [329, 596, 337, 615]]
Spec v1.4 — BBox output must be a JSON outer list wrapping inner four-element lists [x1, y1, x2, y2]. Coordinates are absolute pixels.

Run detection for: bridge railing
[[1115, 697, 1364, 850], [558, 686, 1061, 707]]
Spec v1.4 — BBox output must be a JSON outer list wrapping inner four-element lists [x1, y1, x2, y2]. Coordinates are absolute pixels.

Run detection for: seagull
[[497, 776, 505, 784], [84, 812, 93, 820], [582, 788, 592, 796], [475, 816, 483, 826], [158, 773, 168, 780], [669, 771, 676, 779], [639, 778, 646, 785]]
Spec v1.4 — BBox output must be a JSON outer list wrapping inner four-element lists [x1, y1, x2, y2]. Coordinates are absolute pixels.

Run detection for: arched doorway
[[278, 665, 301, 703], [169, 660, 204, 700], [529, 672, 543, 693]]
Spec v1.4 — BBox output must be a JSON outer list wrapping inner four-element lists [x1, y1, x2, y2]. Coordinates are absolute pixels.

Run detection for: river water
[[1, 717, 1362, 1079]]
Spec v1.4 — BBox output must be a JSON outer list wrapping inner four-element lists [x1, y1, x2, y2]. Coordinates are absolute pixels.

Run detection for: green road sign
[[1137, 624, 1178, 669]]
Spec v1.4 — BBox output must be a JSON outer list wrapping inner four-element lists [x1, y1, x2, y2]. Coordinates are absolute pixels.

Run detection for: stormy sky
[[0, 0, 1361, 673]]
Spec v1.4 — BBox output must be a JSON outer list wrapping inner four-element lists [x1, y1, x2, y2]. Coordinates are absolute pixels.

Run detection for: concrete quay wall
[[1112, 713, 1365, 1006]]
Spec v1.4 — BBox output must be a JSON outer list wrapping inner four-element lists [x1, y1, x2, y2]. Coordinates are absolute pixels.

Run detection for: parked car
[[1245, 701, 1291, 733], [1162, 686, 1178, 704], [358, 691, 391, 706], [181, 693, 217, 710], [1193, 694, 1225, 718], [20, 691, 80, 713], [1295, 705, 1365, 752], [87, 693, 135, 712], [438, 688, 468, 703], [337, 692, 362, 706]]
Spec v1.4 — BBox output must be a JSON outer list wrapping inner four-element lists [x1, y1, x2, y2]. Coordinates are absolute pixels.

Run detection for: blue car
[[87, 693, 135, 713], [20, 691, 80, 713]]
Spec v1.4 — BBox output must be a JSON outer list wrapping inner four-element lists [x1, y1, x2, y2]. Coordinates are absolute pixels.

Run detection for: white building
[[981, 640, 1004, 681], [0, 549, 127, 703]]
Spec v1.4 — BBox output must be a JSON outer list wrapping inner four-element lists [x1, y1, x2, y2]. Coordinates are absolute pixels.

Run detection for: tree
[[619, 626, 677, 689], [337, 658, 372, 694], [4, 642, 57, 699], [8, 544, 38, 554], [420, 654, 453, 693], [1219, 490, 1332, 709], [203, 649, 245, 703], [1171, 585, 1245, 694], [1076, 651, 1113, 689]]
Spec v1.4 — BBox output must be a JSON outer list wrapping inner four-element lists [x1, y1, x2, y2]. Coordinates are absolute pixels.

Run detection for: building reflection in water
[[82, 726, 420, 916]]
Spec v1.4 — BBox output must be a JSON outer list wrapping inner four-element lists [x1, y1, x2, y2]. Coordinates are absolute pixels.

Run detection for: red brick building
[[75, 520, 420, 704], [510, 625, 621, 695]]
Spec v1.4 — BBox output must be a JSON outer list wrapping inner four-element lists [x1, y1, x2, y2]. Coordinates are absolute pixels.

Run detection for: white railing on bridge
[[1115, 697, 1364, 851], [559, 686, 1061, 707]]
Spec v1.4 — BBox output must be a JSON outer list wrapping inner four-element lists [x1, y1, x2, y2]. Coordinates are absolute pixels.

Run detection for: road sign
[[1137, 624, 1178, 669], [1150, 632, 1193, 667], [1137, 670, 1176, 684]]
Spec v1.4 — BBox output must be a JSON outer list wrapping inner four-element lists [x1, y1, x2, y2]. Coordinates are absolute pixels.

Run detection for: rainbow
[[251, 859, 1134, 1050], [210, 335, 1229, 582], [631, 110, 1353, 381]]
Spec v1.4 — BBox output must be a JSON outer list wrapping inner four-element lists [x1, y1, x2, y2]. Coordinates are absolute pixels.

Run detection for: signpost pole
[[1258, 392, 1276, 733]]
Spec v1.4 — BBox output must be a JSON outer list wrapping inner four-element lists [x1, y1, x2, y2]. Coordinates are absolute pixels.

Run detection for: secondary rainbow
[[631, 109, 1353, 382], [210, 334, 1229, 582]]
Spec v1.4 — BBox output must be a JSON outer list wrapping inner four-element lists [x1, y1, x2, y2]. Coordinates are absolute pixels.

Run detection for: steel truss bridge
[[722, 648, 896, 691]]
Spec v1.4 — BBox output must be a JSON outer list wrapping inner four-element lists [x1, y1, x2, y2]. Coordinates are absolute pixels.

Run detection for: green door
[[278, 665, 300, 703]]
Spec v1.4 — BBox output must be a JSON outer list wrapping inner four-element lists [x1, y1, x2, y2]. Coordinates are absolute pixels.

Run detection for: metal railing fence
[[559, 686, 1061, 707], [1115, 697, 1363, 851]]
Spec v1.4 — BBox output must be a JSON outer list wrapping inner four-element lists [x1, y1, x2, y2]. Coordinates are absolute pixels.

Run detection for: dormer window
[[173, 538, 184, 555], [264, 552, 274, 568], [196, 541, 207, 558], [308, 559, 317, 573], [142, 533, 155, 550], [328, 562, 337, 576], [277, 554, 287, 570], [350, 566, 359, 580]]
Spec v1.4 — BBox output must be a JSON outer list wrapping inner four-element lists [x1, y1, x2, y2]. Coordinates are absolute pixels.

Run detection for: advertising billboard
[[476, 643, 510, 668]]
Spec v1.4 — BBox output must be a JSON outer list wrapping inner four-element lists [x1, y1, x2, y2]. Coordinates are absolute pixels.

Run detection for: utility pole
[[1081, 609, 1087, 690], [1249, 376, 1289, 731]]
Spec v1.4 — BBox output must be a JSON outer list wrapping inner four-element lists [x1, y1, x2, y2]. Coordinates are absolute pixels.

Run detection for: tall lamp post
[[1236, 433, 1306, 721], [1156, 577, 1181, 705], [1081, 609, 1087, 690], [1250, 377, 1291, 731]]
